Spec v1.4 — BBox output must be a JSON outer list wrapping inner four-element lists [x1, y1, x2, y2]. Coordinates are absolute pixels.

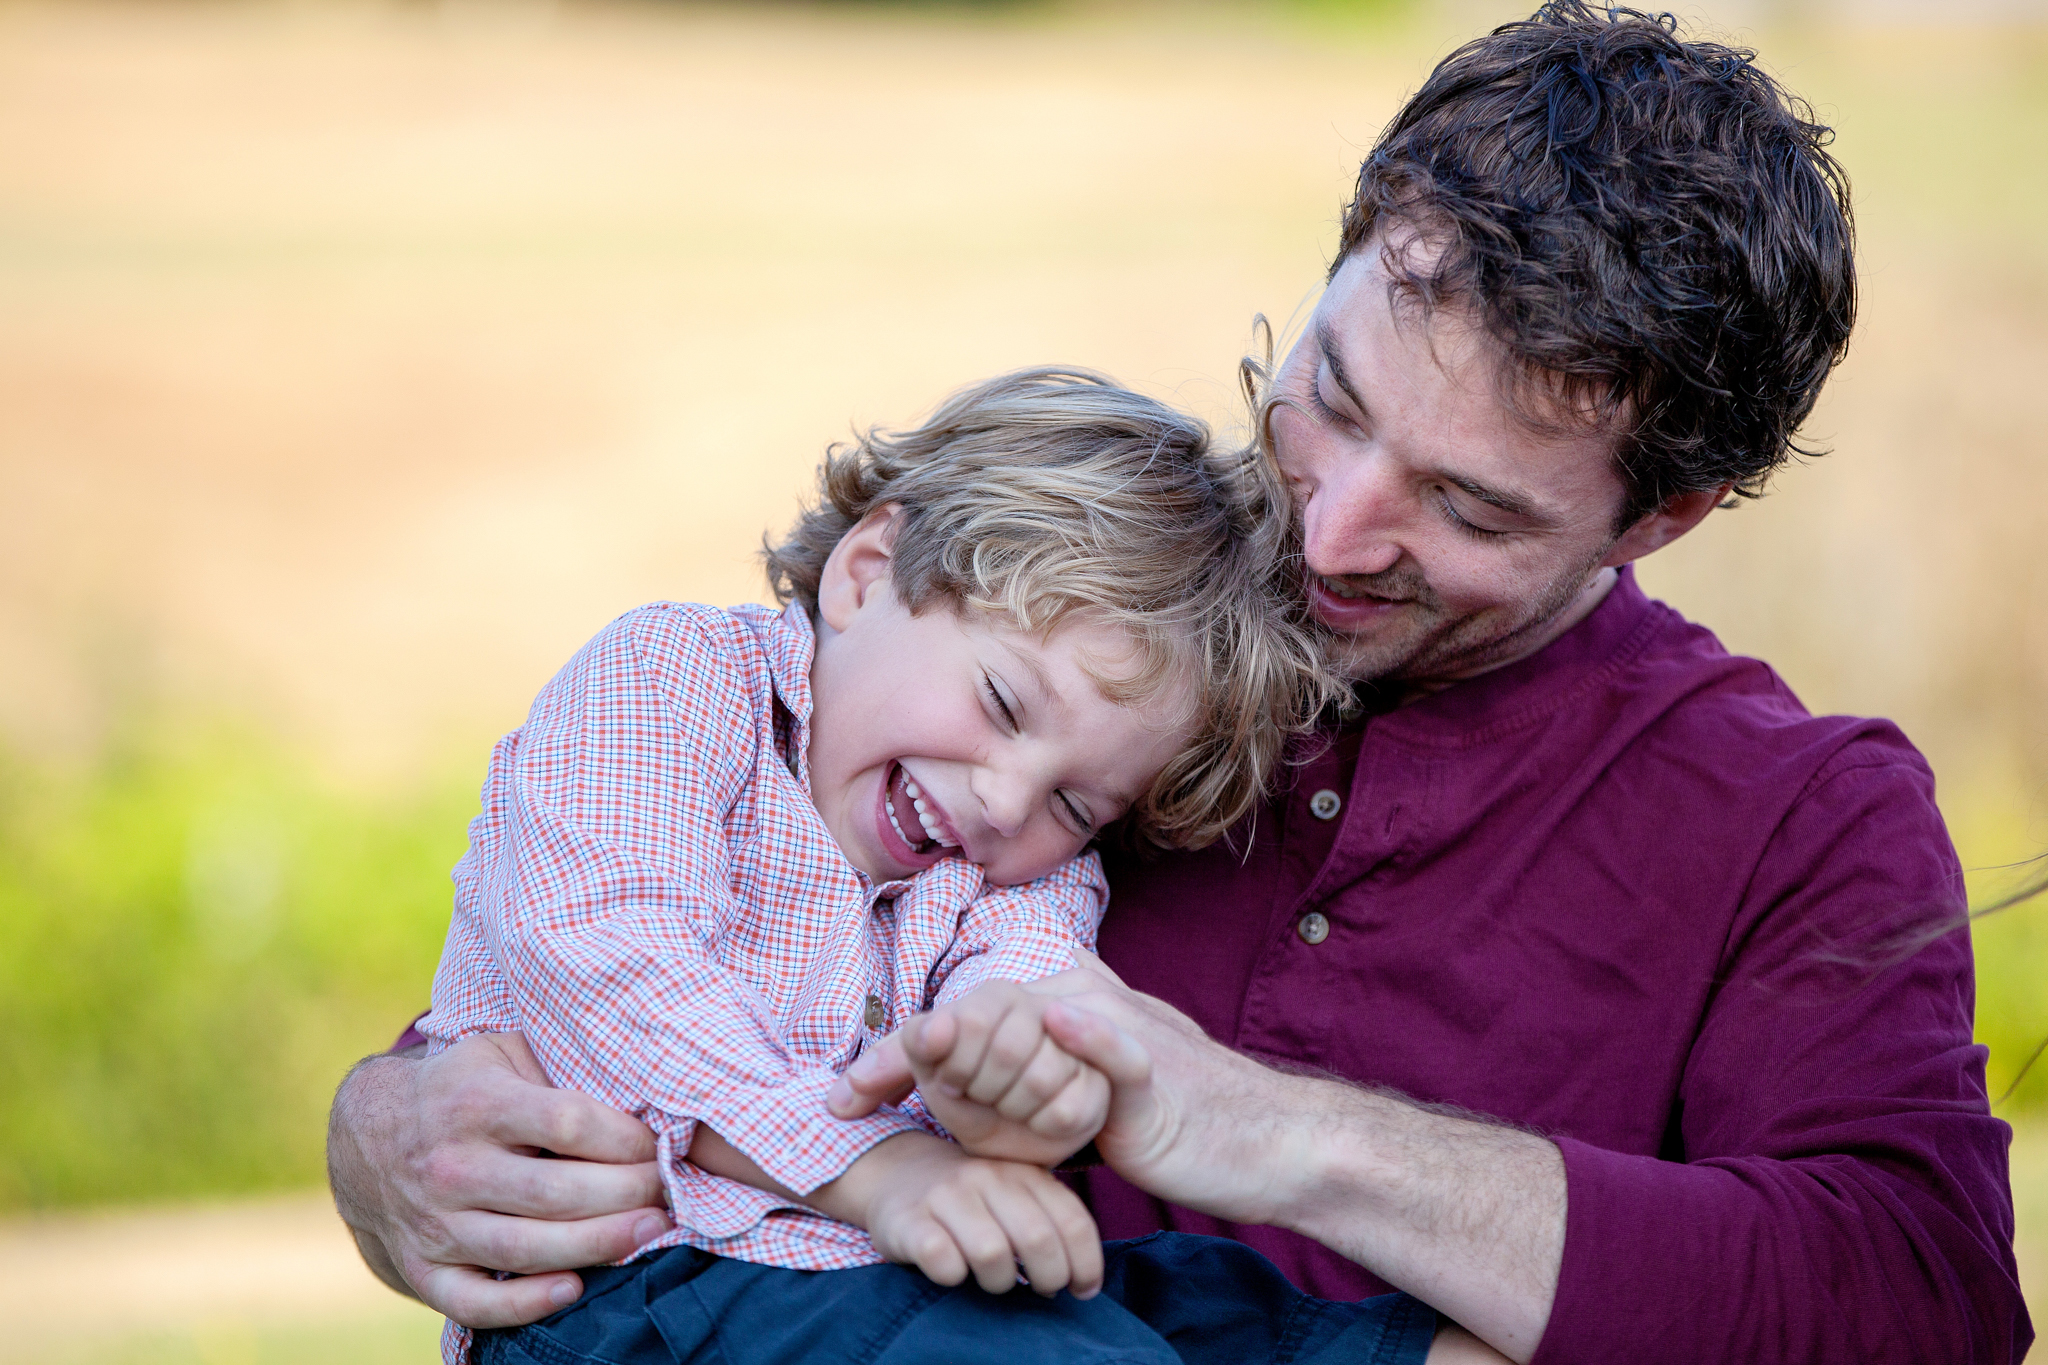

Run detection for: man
[[326, 5, 2032, 1362]]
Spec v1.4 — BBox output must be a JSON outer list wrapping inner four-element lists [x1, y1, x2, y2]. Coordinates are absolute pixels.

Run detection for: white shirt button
[[1309, 788, 1343, 821], [1297, 911, 1331, 945]]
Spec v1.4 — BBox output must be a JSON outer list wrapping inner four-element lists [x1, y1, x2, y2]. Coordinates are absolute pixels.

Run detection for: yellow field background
[[0, 0, 2042, 1358]]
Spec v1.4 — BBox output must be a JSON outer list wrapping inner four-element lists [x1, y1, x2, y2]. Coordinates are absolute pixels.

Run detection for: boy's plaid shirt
[[421, 601, 1107, 1314]]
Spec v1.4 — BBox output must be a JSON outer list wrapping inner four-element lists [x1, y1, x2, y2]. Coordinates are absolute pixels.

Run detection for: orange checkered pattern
[[421, 600, 1105, 1359]]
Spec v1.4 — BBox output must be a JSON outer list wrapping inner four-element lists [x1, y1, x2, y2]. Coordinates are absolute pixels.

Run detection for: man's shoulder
[[1618, 593, 1931, 797]]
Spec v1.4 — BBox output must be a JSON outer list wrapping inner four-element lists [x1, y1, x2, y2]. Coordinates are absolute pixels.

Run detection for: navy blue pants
[[475, 1232, 1435, 1365]]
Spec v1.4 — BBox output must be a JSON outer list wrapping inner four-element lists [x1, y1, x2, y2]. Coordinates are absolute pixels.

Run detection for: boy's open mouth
[[884, 761, 959, 858]]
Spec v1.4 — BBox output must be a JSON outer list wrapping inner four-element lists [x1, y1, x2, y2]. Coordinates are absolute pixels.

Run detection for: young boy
[[421, 369, 1437, 1365]]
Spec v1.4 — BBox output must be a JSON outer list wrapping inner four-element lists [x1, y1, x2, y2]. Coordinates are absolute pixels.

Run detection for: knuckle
[[416, 1148, 473, 1200]]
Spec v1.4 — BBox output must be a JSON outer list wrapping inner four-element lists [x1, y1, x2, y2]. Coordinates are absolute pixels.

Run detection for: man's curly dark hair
[[1337, 0, 1857, 529]]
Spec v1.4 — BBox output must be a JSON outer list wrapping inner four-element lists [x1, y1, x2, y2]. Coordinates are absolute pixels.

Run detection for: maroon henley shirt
[[1084, 566, 2030, 1363]]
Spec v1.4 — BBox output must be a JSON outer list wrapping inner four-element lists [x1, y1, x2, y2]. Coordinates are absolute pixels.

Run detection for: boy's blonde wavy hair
[[763, 366, 1345, 851]]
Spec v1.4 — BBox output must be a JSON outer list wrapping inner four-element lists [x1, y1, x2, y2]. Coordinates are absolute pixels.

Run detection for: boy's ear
[[817, 504, 904, 633]]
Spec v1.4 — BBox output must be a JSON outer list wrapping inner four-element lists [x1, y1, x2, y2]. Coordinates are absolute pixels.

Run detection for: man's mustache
[[1312, 566, 1442, 613]]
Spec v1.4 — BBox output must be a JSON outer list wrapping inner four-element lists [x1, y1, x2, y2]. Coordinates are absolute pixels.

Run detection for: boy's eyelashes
[[982, 672, 1019, 732], [1056, 791, 1094, 835]]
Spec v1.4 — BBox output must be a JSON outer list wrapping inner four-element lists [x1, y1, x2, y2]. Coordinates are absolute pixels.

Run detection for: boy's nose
[[974, 771, 1033, 840]]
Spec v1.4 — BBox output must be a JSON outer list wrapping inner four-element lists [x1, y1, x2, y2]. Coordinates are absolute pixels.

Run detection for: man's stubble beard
[[1314, 541, 1614, 686]]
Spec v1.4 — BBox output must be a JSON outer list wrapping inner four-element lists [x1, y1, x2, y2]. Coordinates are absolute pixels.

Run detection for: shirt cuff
[[1531, 1136, 1748, 1365], [703, 1067, 925, 1196]]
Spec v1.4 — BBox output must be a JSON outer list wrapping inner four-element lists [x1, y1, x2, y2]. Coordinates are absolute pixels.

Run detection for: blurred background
[[0, 0, 2042, 1358]]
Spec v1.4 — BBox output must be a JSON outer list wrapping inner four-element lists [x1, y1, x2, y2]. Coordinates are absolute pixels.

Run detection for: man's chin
[[1320, 622, 1439, 684]]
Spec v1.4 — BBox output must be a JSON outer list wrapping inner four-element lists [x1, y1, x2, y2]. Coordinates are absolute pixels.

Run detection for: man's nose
[[1300, 453, 1404, 579]]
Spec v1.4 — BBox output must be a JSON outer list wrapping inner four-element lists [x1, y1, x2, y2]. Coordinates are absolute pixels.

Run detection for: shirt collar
[[762, 601, 818, 725]]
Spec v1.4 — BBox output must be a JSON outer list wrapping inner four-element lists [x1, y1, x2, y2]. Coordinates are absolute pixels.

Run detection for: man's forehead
[[1310, 248, 1628, 515]]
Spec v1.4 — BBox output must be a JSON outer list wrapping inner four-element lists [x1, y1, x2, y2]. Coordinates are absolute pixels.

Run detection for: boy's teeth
[[905, 781, 921, 798]]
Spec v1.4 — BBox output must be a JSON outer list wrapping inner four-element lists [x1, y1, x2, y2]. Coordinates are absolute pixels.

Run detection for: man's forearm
[[328, 1052, 425, 1299], [1266, 1077, 1564, 1362], [1038, 992, 1563, 1364]]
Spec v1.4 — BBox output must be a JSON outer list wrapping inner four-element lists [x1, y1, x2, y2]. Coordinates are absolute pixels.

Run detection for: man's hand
[[832, 981, 1108, 1166], [326, 1032, 672, 1328]]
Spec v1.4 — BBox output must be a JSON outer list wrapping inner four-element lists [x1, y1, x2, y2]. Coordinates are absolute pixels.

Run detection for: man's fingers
[[1041, 1000, 1152, 1090], [433, 1205, 671, 1278], [409, 1260, 583, 1330], [831, 1031, 917, 1117], [480, 1085, 659, 1166], [438, 1144, 667, 1223]]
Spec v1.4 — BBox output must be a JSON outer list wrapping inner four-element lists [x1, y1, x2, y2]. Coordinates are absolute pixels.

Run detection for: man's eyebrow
[[1444, 473, 1548, 524], [1315, 319, 1372, 420], [1319, 318, 1557, 529]]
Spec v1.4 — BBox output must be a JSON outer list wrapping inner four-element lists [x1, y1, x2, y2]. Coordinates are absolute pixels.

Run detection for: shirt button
[[1296, 911, 1331, 945], [864, 994, 885, 1030], [1309, 788, 1343, 821]]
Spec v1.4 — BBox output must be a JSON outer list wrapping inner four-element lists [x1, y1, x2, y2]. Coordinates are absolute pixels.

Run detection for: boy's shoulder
[[587, 600, 811, 714], [601, 600, 795, 662]]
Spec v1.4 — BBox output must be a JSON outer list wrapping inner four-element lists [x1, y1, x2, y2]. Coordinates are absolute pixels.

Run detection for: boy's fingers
[[906, 1215, 972, 1289], [1025, 1067, 1108, 1142], [928, 1185, 1025, 1295], [993, 1037, 1083, 1120], [925, 1006, 998, 1097], [897, 1010, 957, 1069], [1030, 1179, 1104, 1299], [831, 1033, 916, 1117], [983, 1178, 1072, 1297], [964, 1005, 1053, 1106]]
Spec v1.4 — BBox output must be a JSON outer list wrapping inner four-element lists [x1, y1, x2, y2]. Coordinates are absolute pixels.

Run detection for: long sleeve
[[1534, 737, 2032, 1364], [423, 606, 922, 1242], [927, 851, 1108, 1005]]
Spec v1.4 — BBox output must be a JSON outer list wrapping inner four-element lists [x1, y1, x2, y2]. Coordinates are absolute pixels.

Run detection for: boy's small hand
[[901, 983, 1108, 1165], [849, 1135, 1104, 1298]]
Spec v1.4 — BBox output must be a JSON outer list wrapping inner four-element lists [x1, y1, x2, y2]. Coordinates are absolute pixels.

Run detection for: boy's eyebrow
[[994, 641, 1056, 716]]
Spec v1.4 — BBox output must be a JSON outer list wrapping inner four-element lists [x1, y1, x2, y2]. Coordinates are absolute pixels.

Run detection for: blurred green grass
[[0, 716, 2042, 1213], [0, 722, 468, 1209]]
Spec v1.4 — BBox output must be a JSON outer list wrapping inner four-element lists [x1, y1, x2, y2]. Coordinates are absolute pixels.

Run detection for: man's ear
[[1602, 483, 1731, 569], [816, 504, 904, 634]]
